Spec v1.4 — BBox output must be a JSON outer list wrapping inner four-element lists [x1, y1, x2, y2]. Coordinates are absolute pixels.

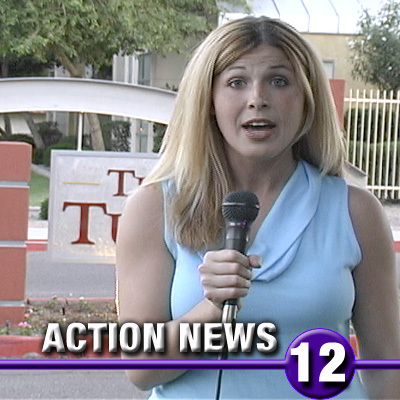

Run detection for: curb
[[25, 297, 115, 303], [0, 335, 46, 358], [0, 335, 121, 359]]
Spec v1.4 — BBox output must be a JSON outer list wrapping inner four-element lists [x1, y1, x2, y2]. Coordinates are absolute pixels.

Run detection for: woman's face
[[212, 44, 306, 166]]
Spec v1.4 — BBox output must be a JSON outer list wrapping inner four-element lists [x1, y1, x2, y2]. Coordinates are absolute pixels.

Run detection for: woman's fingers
[[200, 271, 251, 290], [198, 250, 261, 308], [248, 254, 262, 268], [198, 261, 252, 280]]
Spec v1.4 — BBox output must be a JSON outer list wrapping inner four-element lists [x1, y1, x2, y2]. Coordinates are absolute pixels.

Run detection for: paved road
[[26, 251, 116, 299], [0, 370, 149, 399]]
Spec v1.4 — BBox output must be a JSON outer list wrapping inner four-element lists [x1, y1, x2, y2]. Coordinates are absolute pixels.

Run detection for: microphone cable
[[215, 367, 224, 400], [214, 311, 236, 400]]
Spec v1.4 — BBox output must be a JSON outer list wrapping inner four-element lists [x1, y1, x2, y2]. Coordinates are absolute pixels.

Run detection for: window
[[138, 54, 152, 86], [136, 120, 149, 152], [322, 60, 335, 79]]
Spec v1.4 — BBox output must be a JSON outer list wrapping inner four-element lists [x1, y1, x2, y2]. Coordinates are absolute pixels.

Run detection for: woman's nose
[[248, 84, 268, 109]]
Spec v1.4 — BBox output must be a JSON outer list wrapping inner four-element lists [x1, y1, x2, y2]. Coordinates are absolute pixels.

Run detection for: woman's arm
[[116, 184, 222, 390], [349, 185, 400, 399], [116, 183, 260, 390]]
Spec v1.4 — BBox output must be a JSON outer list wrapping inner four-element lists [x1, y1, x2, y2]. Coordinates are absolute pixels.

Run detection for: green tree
[[0, 1, 49, 144], [349, 0, 400, 92], [0, 55, 52, 145], [0, 0, 244, 150]]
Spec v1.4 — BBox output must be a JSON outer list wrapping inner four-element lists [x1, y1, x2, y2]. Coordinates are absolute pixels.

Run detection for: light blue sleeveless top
[[150, 160, 368, 399]]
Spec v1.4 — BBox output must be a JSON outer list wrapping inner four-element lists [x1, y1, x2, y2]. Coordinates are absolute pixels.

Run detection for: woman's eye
[[229, 79, 246, 88], [271, 77, 288, 87]]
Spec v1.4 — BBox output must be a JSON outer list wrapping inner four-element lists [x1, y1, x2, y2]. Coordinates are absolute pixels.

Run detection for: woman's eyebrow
[[269, 64, 292, 70], [225, 63, 293, 72]]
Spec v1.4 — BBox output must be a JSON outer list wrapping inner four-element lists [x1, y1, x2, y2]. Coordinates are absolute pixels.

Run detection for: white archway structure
[[0, 77, 176, 151], [0, 77, 176, 122]]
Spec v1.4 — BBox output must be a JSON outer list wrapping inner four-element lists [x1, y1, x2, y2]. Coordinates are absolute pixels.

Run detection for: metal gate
[[345, 89, 400, 199]]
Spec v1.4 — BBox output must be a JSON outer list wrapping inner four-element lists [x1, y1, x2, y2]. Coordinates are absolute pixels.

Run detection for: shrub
[[347, 140, 400, 196], [153, 122, 167, 153], [345, 107, 400, 143], [36, 121, 63, 147], [33, 148, 44, 165], [40, 198, 48, 220], [42, 136, 91, 167], [101, 120, 131, 152], [0, 133, 35, 146]]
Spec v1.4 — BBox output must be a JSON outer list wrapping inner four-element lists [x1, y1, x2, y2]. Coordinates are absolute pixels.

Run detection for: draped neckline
[[195, 160, 322, 282], [248, 160, 322, 282]]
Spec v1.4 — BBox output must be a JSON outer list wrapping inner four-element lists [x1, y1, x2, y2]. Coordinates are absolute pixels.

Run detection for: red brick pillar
[[329, 79, 346, 129], [0, 142, 31, 325]]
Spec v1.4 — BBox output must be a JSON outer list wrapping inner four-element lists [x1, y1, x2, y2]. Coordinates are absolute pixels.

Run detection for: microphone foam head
[[222, 191, 260, 223]]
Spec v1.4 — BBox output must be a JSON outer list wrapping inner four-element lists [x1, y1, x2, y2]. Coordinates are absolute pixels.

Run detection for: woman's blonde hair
[[144, 16, 345, 250]]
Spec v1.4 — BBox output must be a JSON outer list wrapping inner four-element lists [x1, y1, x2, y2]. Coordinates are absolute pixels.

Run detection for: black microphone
[[220, 190, 260, 326]]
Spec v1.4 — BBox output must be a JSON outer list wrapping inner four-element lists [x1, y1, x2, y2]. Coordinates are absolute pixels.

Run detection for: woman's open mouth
[[242, 120, 276, 139]]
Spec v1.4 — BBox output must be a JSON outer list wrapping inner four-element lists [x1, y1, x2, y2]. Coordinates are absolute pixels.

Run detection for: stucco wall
[[302, 33, 374, 93], [152, 51, 190, 90], [149, 33, 375, 95]]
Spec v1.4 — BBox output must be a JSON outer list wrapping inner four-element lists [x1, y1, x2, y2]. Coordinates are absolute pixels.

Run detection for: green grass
[[29, 171, 50, 207]]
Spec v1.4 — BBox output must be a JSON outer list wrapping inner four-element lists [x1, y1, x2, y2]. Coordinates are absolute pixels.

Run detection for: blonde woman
[[116, 17, 400, 399]]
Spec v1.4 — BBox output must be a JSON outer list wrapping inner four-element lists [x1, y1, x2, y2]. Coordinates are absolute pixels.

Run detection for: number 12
[[290, 342, 346, 382]]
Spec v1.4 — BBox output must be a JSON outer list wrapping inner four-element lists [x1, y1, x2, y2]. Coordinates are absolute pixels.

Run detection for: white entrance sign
[[48, 150, 159, 263]]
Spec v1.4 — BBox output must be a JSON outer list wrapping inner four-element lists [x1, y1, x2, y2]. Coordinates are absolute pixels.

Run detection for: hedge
[[42, 136, 91, 167], [347, 140, 400, 187]]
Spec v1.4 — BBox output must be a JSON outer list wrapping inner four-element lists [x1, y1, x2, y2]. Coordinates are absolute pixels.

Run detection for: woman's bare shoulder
[[347, 185, 392, 245], [117, 183, 164, 253], [125, 183, 162, 212]]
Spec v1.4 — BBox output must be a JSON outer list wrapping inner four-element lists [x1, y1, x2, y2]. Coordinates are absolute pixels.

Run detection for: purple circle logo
[[285, 329, 355, 399]]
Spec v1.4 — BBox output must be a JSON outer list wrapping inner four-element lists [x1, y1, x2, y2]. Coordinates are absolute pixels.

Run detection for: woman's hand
[[198, 250, 261, 309]]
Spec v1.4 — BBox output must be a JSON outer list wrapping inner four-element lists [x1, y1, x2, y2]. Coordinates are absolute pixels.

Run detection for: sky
[[222, 0, 388, 34]]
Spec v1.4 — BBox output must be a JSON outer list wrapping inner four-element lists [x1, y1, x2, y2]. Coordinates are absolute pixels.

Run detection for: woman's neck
[[226, 151, 298, 242], [228, 152, 297, 198]]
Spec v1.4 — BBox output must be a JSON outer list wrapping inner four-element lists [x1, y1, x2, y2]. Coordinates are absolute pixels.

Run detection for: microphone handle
[[219, 222, 251, 360], [224, 221, 249, 254], [222, 221, 249, 317]]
